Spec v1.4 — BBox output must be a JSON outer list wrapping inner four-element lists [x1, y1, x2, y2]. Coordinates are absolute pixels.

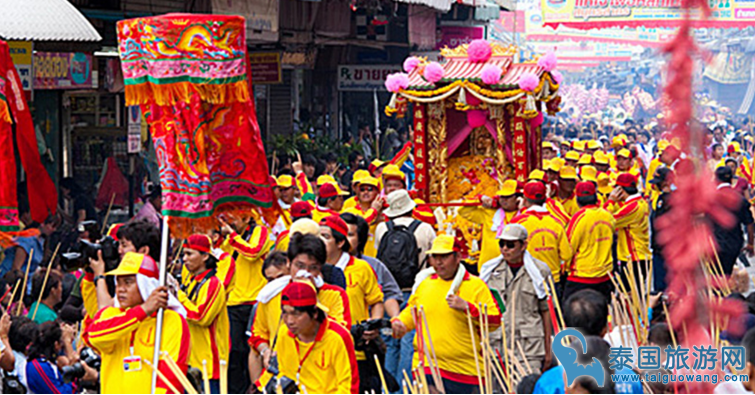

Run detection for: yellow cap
[[495, 179, 519, 197], [612, 135, 627, 148], [578, 154, 593, 165], [580, 166, 597, 182], [593, 151, 609, 165], [617, 148, 632, 159], [529, 169, 545, 181], [542, 141, 556, 151], [573, 140, 586, 152], [107, 252, 151, 277], [597, 173, 613, 194], [277, 175, 294, 189], [382, 164, 406, 182], [559, 166, 578, 180], [657, 140, 670, 153], [359, 176, 380, 188], [317, 174, 336, 186], [730, 142, 741, 153], [587, 140, 601, 150], [565, 151, 580, 161], [370, 159, 385, 168], [352, 170, 370, 185], [427, 234, 457, 255], [560, 140, 571, 147], [546, 158, 564, 172]]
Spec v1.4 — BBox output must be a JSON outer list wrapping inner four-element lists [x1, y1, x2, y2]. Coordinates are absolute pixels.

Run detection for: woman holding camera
[[26, 321, 98, 394]]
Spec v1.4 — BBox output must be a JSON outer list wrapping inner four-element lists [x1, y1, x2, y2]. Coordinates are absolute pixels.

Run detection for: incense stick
[[464, 305, 485, 394], [7, 279, 20, 312], [219, 359, 228, 394], [516, 341, 534, 375], [162, 351, 199, 395], [31, 265, 53, 322], [144, 358, 181, 395], [16, 248, 33, 316], [402, 370, 416, 395], [374, 355, 390, 395], [100, 193, 117, 236], [202, 360, 210, 395], [419, 307, 444, 394], [547, 277, 566, 330]]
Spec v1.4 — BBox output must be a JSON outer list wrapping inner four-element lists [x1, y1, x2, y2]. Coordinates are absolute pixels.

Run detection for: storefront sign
[[128, 106, 142, 153], [435, 26, 484, 50], [33, 52, 92, 90], [337, 65, 402, 91], [8, 41, 32, 91], [212, 0, 278, 42], [541, 0, 755, 28], [249, 52, 281, 84]]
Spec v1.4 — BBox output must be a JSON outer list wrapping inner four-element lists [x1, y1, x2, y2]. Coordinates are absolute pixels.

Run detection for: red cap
[[320, 215, 348, 239], [290, 201, 313, 219], [615, 173, 637, 188], [107, 223, 123, 241], [185, 234, 212, 254], [269, 175, 278, 188], [319, 183, 340, 199], [576, 181, 596, 197], [281, 281, 318, 308], [523, 181, 546, 200]]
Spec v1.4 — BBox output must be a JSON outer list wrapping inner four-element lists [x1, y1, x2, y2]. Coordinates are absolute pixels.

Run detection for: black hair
[[262, 251, 289, 281], [329, 226, 351, 253], [323, 152, 338, 164], [348, 151, 362, 166], [742, 327, 755, 364], [340, 213, 368, 256], [288, 233, 327, 267], [290, 305, 327, 322], [302, 154, 317, 167], [517, 374, 541, 394], [317, 196, 335, 208], [570, 336, 615, 394], [204, 253, 218, 270], [59, 304, 84, 325], [711, 143, 723, 151], [716, 166, 734, 184], [60, 178, 83, 196], [27, 321, 62, 361], [621, 186, 638, 195], [117, 219, 161, 261], [648, 323, 673, 349], [9, 316, 37, 353], [564, 289, 609, 337], [527, 197, 546, 206], [30, 269, 61, 302], [577, 195, 598, 207], [277, 168, 295, 177]]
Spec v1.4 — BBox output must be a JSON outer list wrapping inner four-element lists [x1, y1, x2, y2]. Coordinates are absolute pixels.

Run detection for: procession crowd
[[1, 117, 755, 394]]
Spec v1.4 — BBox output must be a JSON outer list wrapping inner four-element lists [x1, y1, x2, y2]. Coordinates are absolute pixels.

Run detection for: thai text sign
[[338, 65, 402, 91], [34, 52, 92, 90]]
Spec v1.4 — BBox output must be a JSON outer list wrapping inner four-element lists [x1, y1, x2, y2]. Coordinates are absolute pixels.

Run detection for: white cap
[[497, 224, 528, 241]]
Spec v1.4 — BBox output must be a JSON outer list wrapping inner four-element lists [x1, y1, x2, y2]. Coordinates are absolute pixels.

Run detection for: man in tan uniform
[[479, 223, 553, 374]]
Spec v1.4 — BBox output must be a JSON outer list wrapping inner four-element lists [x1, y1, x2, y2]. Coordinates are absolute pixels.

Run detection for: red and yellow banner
[[511, 111, 528, 183], [414, 104, 428, 200]]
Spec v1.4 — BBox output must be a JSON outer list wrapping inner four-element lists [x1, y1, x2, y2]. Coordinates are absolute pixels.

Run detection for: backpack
[[377, 220, 421, 289]]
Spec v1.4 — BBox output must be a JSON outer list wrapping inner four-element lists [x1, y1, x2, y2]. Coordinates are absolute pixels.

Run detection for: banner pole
[[151, 215, 170, 394]]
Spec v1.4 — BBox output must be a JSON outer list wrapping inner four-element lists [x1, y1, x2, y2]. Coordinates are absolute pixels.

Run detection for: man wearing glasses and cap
[[479, 224, 554, 374]]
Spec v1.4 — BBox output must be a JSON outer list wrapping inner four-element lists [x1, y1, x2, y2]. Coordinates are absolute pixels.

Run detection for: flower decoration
[[480, 64, 503, 85], [467, 39, 492, 63], [537, 51, 558, 72], [518, 72, 539, 92], [385, 73, 410, 93], [403, 57, 420, 73], [423, 62, 444, 83]]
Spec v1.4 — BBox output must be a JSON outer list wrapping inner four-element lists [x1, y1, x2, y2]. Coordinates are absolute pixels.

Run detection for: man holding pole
[[391, 235, 501, 393], [83, 252, 190, 394]]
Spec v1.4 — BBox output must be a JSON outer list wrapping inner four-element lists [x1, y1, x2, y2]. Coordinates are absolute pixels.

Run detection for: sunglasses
[[359, 186, 376, 193], [500, 240, 519, 249]]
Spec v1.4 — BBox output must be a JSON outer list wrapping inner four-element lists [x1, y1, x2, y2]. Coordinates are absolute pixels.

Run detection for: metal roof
[[0, 0, 101, 42]]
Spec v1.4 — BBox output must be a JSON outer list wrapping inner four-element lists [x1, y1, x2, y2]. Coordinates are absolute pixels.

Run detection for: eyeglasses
[[500, 240, 519, 249]]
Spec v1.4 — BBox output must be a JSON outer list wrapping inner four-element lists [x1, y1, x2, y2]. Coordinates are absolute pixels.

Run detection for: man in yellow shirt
[[564, 151, 580, 168], [313, 183, 349, 223], [528, 169, 570, 226], [555, 166, 580, 216], [511, 182, 572, 284], [391, 235, 501, 393], [605, 173, 650, 292], [218, 214, 273, 394], [563, 182, 616, 302], [175, 234, 229, 394], [342, 169, 371, 211], [257, 281, 359, 394], [83, 252, 190, 394], [459, 179, 520, 270]]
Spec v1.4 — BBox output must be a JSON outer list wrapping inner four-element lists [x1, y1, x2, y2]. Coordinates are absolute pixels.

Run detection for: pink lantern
[[467, 110, 487, 128]]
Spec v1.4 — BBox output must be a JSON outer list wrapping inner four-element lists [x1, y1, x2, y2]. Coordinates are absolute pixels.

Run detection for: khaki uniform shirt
[[485, 257, 551, 373]]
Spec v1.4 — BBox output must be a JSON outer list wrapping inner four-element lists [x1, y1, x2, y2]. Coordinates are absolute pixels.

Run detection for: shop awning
[[0, 0, 101, 41]]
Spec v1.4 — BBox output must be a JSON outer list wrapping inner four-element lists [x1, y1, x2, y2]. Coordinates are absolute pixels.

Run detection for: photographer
[[7, 316, 37, 389], [26, 321, 97, 394], [82, 219, 160, 318]]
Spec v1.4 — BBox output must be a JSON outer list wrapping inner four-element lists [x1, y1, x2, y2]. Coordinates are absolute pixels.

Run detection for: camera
[[61, 347, 101, 383], [350, 318, 391, 351], [263, 355, 299, 394], [60, 236, 120, 272]]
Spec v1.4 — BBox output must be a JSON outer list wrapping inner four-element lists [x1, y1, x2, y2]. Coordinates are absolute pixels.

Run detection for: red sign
[[413, 104, 428, 200], [249, 52, 281, 84], [435, 27, 484, 50], [511, 109, 528, 183]]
